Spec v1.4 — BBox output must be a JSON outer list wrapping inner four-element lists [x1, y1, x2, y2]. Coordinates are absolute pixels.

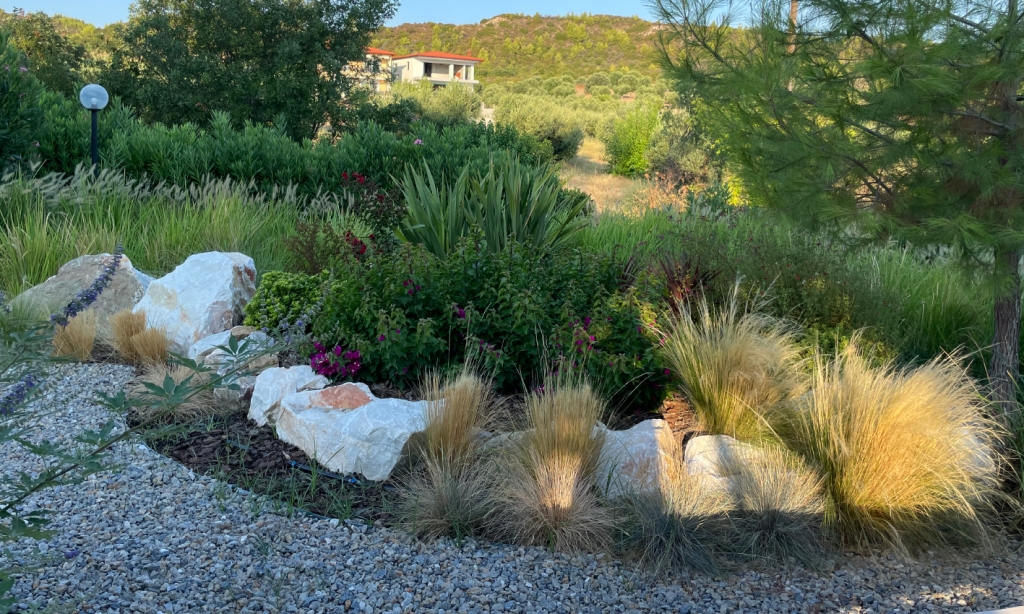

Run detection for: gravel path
[[2, 363, 1024, 613]]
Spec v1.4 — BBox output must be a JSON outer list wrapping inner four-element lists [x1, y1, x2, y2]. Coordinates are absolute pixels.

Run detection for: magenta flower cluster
[[310, 342, 361, 378]]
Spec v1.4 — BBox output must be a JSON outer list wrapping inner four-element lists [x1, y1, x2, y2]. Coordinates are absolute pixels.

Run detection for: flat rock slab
[[133, 252, 256, 353], [13, 253, 148, 340], [276, 383, 428, 481]]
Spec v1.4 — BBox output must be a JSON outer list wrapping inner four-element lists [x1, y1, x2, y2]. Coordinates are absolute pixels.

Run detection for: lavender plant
[[50, 243, 123, 327]]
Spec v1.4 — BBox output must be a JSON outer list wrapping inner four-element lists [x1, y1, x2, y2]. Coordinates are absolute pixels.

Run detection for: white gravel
[[2, 363, 1024, 613]]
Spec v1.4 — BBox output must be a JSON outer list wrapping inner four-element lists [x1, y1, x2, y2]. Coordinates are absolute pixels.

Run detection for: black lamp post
[[78, 84, 109, 178]]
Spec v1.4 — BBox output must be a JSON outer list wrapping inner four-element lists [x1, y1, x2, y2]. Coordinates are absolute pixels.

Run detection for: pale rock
[[596, 419, 681, 498], [132, 252, 256, 353], [188, 330, 233, 362], [248, 365, 328, 427], [214, 375, 256, 408], [276, 384, 428, 481], [13, 253, 148, 340], [230, 325, 259, 339], [684, 434, 766, 479]]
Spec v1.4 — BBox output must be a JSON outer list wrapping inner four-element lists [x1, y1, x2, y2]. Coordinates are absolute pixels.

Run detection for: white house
[[391, 51, 482, 89]]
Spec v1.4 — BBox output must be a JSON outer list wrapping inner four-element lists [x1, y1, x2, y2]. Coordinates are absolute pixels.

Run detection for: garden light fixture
[[78, 84, 109, 177]]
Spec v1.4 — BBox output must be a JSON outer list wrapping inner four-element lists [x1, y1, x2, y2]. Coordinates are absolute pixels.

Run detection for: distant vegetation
[[372, 13, 662, 83]]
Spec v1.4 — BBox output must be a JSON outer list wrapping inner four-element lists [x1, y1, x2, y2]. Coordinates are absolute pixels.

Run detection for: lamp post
[[78, 84, 109, 178]]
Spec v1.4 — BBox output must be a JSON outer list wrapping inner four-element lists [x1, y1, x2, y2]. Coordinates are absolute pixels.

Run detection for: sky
[[21, 0, 656, 28]]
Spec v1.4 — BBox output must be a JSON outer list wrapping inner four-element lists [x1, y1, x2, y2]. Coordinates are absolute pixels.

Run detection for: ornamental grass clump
[[724, 446, 828, 566], [791, 344, 1003, 552], [109, 309, 169, 366], [400, 370, 496, 540], [659, 289, 805, 443], [491, 377, 615, 553], [52, 309, 96, 361], [620, 454, 731, 574]]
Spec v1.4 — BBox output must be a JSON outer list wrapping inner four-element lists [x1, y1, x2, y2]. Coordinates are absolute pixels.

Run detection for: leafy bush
[[391, 80, 482, 126], [0, 30, 44, 171], [245, 239, 667, 408], [398, 153, 592, 259], [645, 107, 722, 184], [603, 102, 660, 176], [491, 94, 585, 160], [36, 90, 551, 194]]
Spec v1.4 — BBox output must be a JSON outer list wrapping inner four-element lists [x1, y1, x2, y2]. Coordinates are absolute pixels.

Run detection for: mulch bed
[[128, 380, 700, 524]]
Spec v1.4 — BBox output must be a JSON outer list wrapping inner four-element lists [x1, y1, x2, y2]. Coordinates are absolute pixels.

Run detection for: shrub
[[645, 107, 722, 184], [659, 291, 805, 442], [36, 91, 549, 194], [52, 309, 96, 361], [791, 344, 1002, 551], [246, 238, 665, 408], [391, 81, 482, 126], [603, 103, 660, 176], [0, 30, 44, 171], [491, 94, 585, 160]]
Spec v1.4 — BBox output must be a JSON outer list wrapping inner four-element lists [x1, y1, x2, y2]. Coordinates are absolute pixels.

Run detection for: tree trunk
[[788, 0, 799, 54], [989, 246, 1023, 418]]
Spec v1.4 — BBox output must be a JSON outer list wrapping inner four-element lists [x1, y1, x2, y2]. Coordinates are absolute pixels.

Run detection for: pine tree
[[654, 0, 1024, 414]]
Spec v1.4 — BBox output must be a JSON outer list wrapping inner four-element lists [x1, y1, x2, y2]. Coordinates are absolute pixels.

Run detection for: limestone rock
[[132, 252, 256, 353], [215, 375, 256, 408], [276, 384, 428, 481], [230, 325, 259, 339], [188, 330, 233, 362], [248, 365, 328, 427], [13, 253, 148, 340], [596, 419, 681, 498], [684, 434, 766, 479]]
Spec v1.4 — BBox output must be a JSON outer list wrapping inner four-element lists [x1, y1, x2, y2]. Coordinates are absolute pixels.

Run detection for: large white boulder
[[596, 419, 681, 498], [276, 383, 429, 481], [132, 252, 256, 353], [248, 366, 328, 427], [13, 253, 149, 340], [684, 434, 767, 479]]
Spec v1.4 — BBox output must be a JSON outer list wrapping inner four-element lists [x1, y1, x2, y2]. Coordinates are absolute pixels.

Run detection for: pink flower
[[663, 368, 671, 376], [378, 334, 386, 342], [18, 66, 27, 72], [414, 139, 423, 145]]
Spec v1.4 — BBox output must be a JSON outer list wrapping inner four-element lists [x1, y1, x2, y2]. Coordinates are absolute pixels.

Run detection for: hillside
[[372, 14, 664, 83]]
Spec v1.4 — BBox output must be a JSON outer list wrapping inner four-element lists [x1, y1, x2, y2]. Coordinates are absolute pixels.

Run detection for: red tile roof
[[393, 51, 483, 62], [366, 47, 396, 56]]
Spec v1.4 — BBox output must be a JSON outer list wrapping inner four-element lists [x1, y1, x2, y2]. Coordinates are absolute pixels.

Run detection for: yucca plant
[[398, 153, 591, 259]]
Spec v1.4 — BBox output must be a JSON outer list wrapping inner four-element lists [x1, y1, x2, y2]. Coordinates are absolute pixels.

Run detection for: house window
[[424, 62, 432, 77]]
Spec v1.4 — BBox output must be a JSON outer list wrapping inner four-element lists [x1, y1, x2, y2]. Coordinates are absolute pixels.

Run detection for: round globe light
[[79, 84, 109, 110]]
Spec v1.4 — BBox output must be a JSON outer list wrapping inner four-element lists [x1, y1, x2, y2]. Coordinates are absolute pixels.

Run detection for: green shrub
[[586, 72, 611, 90], [603, 102, 660, 176], [0, 30, 44, 171], [391, 81, 482, 126], [645, 107, 722, 184], [246, 239, 667, 407], [492, 94, 585, 160], [36, 92, 551, 194]]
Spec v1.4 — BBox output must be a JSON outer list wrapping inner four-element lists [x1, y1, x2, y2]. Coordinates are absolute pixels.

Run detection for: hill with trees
[[372, 13, 663, 83]]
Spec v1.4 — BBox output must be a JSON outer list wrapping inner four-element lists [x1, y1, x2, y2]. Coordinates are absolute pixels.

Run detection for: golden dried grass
[[659, 289, 806, 443], [52, 309, 97, 361], [109, 309, 169, 366], [792, 343, 1004, 551]]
